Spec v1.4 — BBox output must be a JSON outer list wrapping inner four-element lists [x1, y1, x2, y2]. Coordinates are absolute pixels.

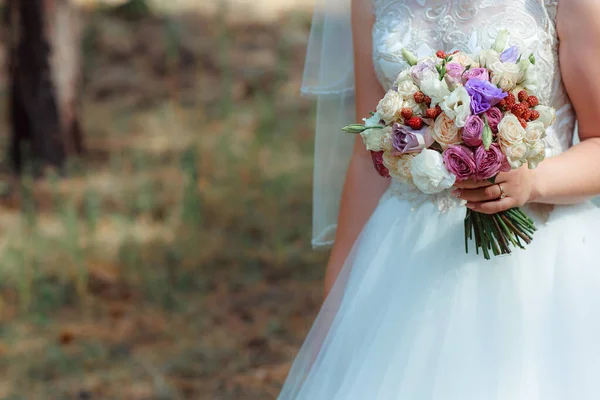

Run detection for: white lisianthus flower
[[432, 113, 462, 149], [492, 29, 510, 52], [517, 58, 539, 95], [478, 49, 500, 68], [526, 140, 546, 169], [410, 149, 457, 194], [498, 114, 526, 146], [489, 61, 523, 92], [363, 112, 383, 127], [503, 143, 528, 169], [534, 105, 556, 129], [376, 90, 403, 124], [524, 121, 546, 145], [439, 86, 471, 128], [419, 70, 451, 106], [360, 126, 390, 152]]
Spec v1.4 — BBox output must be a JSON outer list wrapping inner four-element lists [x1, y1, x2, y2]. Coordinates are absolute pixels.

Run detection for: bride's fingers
[[465, 197, 516, 214], [454, 184, 503, 202], [453, 179, 493, 189]]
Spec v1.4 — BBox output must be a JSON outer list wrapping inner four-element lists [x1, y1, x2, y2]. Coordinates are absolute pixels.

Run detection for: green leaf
[[529, 53, 536, 65], [482, 116, 493, 150]]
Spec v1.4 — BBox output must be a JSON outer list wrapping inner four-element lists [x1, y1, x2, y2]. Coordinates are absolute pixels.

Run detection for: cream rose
[[383, 151, 417, 182], [524, 121, 546, 145], [432, 113, 462, 149], [452, 52, 479, 68], [361, 126, 390, 152], [534, 105, 556, 129], [498, 114, 526, 146], [376, 90, 403, 124], [439, 86, 471, 128], [394, 69, 412, 87], [420, 70, 451, 106], [503, 143, 528, 169], [410, 149, 456, 194], [489, 61, 523, 92], [526, 140, 546, 169]]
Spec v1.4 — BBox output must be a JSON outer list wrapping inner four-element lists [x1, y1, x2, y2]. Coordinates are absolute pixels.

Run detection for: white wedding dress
[[278, 1, 600, 399]]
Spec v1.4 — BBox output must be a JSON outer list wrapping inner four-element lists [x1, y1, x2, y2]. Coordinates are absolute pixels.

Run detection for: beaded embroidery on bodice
[[372, 0, 575, 212]]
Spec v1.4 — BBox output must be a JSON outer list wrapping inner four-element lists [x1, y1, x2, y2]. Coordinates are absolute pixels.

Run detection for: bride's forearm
[[531, 137, 600, 204], [323, 140, 390, 298]]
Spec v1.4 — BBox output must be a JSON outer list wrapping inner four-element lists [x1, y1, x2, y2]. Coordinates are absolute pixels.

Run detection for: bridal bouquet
[[343, 30, 556, 259]]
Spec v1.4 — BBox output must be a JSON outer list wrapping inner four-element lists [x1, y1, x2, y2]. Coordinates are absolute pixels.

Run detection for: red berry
[[414, 91, 426, 104], [511, 103, 526, 118], [523, 109, 533, 121], [498, 99, 507, 108], [530, 110, 540, 121], [425, 108, 438, 119], [506, 93, 516, 107], [518, 118, 528, 129], [435, 105, 443, 116], [401, 108, 413, 120], [407, 116, 424, 130], [436, 50, 447, 59], [424, 96, 432, 107], [527, 95, 539, 107], [518, 90, 529, 103]]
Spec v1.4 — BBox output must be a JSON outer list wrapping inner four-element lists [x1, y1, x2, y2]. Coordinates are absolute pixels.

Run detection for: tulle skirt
[[277, 189, 600, 400]]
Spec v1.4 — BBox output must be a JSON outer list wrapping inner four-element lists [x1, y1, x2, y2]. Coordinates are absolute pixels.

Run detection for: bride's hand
[[451, 167, 538, 214]]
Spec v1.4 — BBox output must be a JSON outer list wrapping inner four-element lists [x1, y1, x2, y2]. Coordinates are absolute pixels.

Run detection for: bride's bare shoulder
[[556, 0, 600, 41]]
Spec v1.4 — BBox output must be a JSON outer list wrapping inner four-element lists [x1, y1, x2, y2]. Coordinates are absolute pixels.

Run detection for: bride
[[278, 0, 600, 398]]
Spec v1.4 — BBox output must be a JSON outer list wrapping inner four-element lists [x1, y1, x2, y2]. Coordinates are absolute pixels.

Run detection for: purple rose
[[474, 143, 511, 181], [443, 145, 476, 182], [484, 107, 503, 133], [371, 151, 390, 178], [462, 67, 489, 83], [445, 62, 465, 84], [500, 46, 519, 63], [410, 59, 436, 84], [462, 115, 484, 147], [465, 79, 508, 114], [392, 123, 430, 154]]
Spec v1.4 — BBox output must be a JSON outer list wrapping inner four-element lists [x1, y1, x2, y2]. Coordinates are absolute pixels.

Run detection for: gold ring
[[498, 183, 506, 199]]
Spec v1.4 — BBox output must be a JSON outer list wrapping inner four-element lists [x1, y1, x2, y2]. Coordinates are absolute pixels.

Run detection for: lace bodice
[[372, 0, 575, 213]]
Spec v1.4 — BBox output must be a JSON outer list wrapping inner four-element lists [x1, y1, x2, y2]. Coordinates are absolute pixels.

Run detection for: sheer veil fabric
[[302, 0, 355, 247]]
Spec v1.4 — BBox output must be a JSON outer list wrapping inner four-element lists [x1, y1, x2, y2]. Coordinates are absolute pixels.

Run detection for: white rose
[[383, 151, 417, 182], [410, 149, 457, 194], [396, 79, 419, 99], [394, 69, 412, 87], [439, 86, 471, 128], [478, 49, 500, 68], [419, 70, 451, 106], [503, 143, 528, 169], [524, 121, 546, 145], [452, 52, 479, 68], [534, 105, 556, 129], [489, 61, 523, 92], [432, 113, 462, 149], [526, 140, 546, 169], [361, 126, 391, 152], [498, 114, 526, 146], [376, 90, 403, 124]]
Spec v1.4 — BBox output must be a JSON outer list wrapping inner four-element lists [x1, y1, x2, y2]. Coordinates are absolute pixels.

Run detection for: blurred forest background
[[0, 0, 328, 398]]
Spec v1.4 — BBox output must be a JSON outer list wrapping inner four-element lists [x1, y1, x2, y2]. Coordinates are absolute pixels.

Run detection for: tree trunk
[[7, 0, 83, 174]]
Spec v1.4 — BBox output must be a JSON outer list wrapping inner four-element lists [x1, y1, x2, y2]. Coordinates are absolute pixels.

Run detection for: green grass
[[0, 5, 326, 399]]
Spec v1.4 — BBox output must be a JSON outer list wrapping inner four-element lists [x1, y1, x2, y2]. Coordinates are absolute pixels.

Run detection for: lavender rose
[[443, 145, 476, 182], [462, 68, 490, 83], [371, 151, 390, 178], [445, 63, 465, 86], [462, 115, 484, 147], [500, 46, 519, 63], [474, 143, 511, 181], [410, 59, 437, 85], [465, 79, 508, 114], [392, 124, 431, 154], [484, 107, 503, 133]]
